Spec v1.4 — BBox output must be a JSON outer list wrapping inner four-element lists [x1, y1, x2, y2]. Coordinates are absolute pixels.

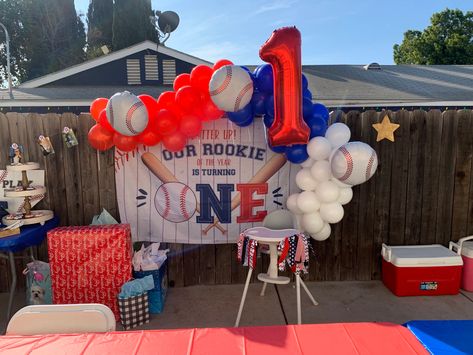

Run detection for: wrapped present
[[47, 224, 132, 320]]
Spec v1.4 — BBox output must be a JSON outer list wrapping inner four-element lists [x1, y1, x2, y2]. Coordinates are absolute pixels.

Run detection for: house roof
[[19, 41, 211, 89], [2, 41, 473, 109]]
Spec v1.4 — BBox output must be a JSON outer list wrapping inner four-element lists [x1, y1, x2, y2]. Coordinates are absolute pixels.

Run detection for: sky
[[75, 0, 472, 65]]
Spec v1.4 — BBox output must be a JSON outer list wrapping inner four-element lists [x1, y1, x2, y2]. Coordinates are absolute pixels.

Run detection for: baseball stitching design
[[125, 101, 144, 135], [366, 151, 376, 181], [210, 65, 232, 96], [179, 186, 190, 220], [234, 82, 253, 112], [338, 147, 353, 182], [161, 185, 171, 218], [17, 194, 44, 213], [108, 101, 114, 127]]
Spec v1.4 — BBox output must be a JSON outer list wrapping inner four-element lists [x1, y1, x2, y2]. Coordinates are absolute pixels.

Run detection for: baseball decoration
[[286, 122, 378, 241], [106, 91, 149, 136], [331, 142, 378, 186], [155, 182, 197, 223], [209, 65, 254, 112]]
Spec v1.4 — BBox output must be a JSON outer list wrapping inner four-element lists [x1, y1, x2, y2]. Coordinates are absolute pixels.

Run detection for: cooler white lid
[[382, 244, 463, 267], [462, 242, 473, 258]]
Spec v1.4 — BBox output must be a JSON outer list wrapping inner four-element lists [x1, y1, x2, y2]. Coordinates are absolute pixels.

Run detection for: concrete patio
[[2, 281, 472, 333]]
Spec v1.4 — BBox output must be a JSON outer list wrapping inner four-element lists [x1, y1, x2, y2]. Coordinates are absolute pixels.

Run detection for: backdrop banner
[[115, 119, 299, 244]]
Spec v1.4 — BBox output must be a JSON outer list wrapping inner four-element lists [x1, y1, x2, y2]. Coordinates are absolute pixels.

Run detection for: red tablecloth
[[0, 323, 428, 355]]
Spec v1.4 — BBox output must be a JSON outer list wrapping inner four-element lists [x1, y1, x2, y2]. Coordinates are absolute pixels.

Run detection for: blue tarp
[[405, 320, 473, 355]]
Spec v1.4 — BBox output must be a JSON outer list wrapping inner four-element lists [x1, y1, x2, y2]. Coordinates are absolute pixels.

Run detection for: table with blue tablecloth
[[0, 217, 59, 323]]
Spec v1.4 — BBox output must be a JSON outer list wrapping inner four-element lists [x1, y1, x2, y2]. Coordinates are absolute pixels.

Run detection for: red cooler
[[382, 243, 463, 296], [450, 236, 473, 292]]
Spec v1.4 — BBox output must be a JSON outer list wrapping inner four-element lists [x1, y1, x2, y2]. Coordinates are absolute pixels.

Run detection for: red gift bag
[[47, 225, 132, 320]]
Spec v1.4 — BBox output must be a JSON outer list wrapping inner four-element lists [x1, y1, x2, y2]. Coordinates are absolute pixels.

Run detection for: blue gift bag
[[133, 260, 167, 314], [24, 260, 52, 305]]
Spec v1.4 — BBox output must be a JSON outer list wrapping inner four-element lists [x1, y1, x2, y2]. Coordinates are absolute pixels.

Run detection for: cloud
[[251, 0, 298, 16]]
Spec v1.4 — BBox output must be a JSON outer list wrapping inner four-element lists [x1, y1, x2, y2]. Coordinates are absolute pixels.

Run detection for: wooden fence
[[0, 109, 472, 292]]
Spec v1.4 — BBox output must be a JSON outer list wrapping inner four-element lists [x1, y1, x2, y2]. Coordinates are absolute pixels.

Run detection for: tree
[[0, 0, 27, 85], [21, 0, 86, 80], [394, 9, 473, 65], [112, 0, 158, 51], [87, 0, 113, 58]]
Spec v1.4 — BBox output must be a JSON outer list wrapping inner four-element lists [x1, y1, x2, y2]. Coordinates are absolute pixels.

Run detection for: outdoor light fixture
[[0, 21, 12, 96], [149, 10, 180, 45]]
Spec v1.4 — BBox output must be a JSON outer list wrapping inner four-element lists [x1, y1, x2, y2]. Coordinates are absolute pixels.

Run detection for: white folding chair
[[6, 304, 116, 335]]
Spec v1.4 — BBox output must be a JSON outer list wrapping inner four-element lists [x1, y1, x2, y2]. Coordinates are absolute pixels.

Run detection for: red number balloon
[[259, 27, 310, 147]]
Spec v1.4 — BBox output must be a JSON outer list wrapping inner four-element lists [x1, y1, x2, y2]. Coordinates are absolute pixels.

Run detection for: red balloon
[[173, 73, 191, 91], [113, 133, 137, 152], [190, 65, 213, 92], [163, 132, 186, 152], [157, 91, 176, 109], [201, 94, 224, 120], [98, 110, 115, 133], [180, 114, 202, 138], [138, 94, 159, 121], [138, 130, 161, 146], [88, 124, 114, 151], [155, 109, 179, 136], [213, 59, 233, 72], [175, 85, 201, 113], [259, 27, 309, 146], [90, 98, 108, 121]]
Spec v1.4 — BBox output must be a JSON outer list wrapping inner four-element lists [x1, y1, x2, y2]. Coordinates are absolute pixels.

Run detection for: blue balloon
[[227, 104, 253, 125], [306, 115, 327, 138], [251, 90, 267, 116], [265, 95, 274, 117], [255, 64, 273, 94], [312, 103, 329, 123], [285, 144, 309, 164], [241, 66, 251, 73], [302, 74, 308, 90], [268, 141, 286, 153], [263, 113, 274, 128], [303, 88, 312, 100], [303, 97, 313, 120], [236, 114, 254, 127]]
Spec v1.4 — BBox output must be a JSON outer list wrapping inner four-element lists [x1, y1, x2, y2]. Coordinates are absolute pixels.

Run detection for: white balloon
[[307, 137, 332, 161], [296, 168, 318, 191], [106, 91, 149, 136], [311, 223, 331, 241], [338, 187, 353, 205], [320, 202, 344, 224], [325, 123, 351, 149], [300, 157, 315, 168], [310, 160, 331, 182], [297, 191, 321, 213], [316, 180, 340, 203], [331, 142, 378, 186], [286, 193, 303, 214], [302, 212, 324, 234]]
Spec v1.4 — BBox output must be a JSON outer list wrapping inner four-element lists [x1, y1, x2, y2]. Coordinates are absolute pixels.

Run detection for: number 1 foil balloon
[[259, 27, 310, 147]]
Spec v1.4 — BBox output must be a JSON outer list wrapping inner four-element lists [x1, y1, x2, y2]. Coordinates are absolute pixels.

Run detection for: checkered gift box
[[118, 292, 150, 330]]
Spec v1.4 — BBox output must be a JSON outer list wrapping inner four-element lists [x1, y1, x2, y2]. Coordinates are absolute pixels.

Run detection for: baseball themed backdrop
[[116, 119, 299, 244]]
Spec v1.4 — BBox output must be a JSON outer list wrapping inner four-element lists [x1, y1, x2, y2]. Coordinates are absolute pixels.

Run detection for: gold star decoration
[[372, 115, 400, 142]]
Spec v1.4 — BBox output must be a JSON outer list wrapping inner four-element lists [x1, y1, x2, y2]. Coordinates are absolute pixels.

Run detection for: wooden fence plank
[[451, 110, 473, 241], [78, 114, 100, 224], [215, 244, 232, 284], [420, 110, 443, 245], [167, 244, 184, 287], [404, 110, 427, 245], [388, 109, 410, 245], [435, 110, 458, 245], [183, 244, 200, 286], [60, 113, 84, 225], [371, 110, 394, 279], [199, 245, 216, 284]]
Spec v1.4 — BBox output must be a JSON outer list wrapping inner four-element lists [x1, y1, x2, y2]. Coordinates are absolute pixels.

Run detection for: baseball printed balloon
[[287, 122, 378, 242], [331, 142, 378, 186], [106, 91, 149, 136], [154, 182, 197, 223], [209, 65, 254, 112]]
